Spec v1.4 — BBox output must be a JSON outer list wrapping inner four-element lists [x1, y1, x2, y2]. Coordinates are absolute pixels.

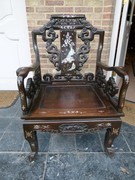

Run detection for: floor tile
[[0, 133, 4, 140], [49, 134, 76, 152], [121, 122, 135, 133], [6, 120, 23, 133], [22, 132, 51, 152], [0, 132, 24, 151], [99, 133, 130, 152], [0, 153, 46, 180], [44, 153, 135, 180], [0, 99, 20, 118], [123, 133, 135, 152], [76, 133, 102, 152], [0, 108, 17, 118], [0, 118, 11, 133]]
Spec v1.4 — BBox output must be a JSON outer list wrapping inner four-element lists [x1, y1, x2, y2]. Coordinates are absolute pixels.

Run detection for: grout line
[[0, 152, 47, 154], [47, 133, 52, 152], [0, 132, 4, 141], [21, 140, 26, 152], [98, 132, 104, 152], [122, 131, 135, 134], [74, 134, 77, 152], [0, 120, 12, 141], [122, 133, 132, 152], [58, 153, 60, 164], [42, 153, 48, 180], [1, 151, 135, 154]]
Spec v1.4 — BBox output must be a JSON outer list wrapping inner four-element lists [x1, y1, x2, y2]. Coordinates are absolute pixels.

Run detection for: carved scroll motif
[[43, 74, 53, 83], [42, 28, 61, 71], [76, 28, 91, 71], [84, 73, 94, 82]]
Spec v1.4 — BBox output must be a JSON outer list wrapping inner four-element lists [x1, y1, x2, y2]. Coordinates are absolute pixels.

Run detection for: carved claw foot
[[28, 152, 38, 162], [105, 147, 114, 157]]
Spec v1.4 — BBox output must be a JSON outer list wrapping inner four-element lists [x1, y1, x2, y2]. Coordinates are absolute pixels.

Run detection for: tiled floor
[[0, 99, 135, 179]]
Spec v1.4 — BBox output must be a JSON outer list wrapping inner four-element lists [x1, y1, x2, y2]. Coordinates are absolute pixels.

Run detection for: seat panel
[[22, 84, 123, 120], [40, 85, 105, 109]]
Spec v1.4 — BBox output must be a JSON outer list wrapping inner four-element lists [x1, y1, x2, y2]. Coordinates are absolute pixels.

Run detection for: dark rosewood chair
[[16, 14, 129, 161]]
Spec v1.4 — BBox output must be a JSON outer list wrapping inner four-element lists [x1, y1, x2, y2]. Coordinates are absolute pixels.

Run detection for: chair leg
[[104, 127, 120, 156], [23, 125, 38, 161]]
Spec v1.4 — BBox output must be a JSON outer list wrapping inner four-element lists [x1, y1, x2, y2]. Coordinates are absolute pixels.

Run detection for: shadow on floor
[[0, 99, 135, 180], [125, 50, 135, 102]]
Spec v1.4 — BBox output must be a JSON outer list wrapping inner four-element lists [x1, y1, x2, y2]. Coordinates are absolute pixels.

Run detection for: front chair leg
[[23, 125, 38, 161], [104, 127, 120, 156]]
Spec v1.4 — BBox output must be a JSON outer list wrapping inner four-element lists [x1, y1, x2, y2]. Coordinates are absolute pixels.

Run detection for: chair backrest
[[32, 14, 104, 81]]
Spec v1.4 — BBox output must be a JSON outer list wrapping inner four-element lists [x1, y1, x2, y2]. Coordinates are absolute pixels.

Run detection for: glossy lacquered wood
[[22, 84, 123, 120]]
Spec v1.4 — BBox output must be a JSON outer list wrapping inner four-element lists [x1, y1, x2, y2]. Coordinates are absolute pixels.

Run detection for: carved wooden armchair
[[16, 15, 129, 161]]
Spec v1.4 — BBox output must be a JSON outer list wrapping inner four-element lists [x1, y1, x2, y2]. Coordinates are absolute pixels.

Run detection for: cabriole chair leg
[[104, 126, 120, 156], [23, 125, 38, 161]]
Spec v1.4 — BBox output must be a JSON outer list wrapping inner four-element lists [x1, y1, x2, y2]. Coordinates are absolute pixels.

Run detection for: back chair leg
[[104, 126, 120, 155], [23, 125, 38, 161]]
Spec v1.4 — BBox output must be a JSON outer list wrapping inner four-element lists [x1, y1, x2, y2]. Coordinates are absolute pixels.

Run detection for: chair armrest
[[97, 62, 128, 78], [16, 62, 39, 78], [96, 62, 129, 113], [16, 62, 41, 114]]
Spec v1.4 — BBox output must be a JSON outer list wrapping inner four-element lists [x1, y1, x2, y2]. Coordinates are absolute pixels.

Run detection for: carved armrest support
[[16, 62, 41, 113], [97, 62, 129, 112]]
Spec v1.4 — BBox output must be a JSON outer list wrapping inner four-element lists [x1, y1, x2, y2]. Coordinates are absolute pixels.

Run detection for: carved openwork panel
[[38, 14, 97, 76], [43, 72, 94, 83], [95, 67, 119, 97]]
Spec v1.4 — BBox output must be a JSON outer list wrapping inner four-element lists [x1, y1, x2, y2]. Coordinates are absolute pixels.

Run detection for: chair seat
[[22, 84, 123, 120]]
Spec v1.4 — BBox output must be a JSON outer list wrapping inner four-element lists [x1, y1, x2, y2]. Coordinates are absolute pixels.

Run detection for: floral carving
[[25, 131, 33, 138], [59, 124, 88, 133], [96, 123, 112, 128], [33, 125, 50, 130], [112, 128, 119, 135]]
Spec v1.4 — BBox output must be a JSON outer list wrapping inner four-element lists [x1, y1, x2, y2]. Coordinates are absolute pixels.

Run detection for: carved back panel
[[32, 14, 104, 77]]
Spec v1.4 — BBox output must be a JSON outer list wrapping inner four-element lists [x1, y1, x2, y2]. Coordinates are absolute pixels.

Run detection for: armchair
[[16, 14, 129, 161]]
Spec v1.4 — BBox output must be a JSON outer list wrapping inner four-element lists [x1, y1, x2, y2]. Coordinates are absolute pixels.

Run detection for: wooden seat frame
[[16, 15, 129, 161]]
